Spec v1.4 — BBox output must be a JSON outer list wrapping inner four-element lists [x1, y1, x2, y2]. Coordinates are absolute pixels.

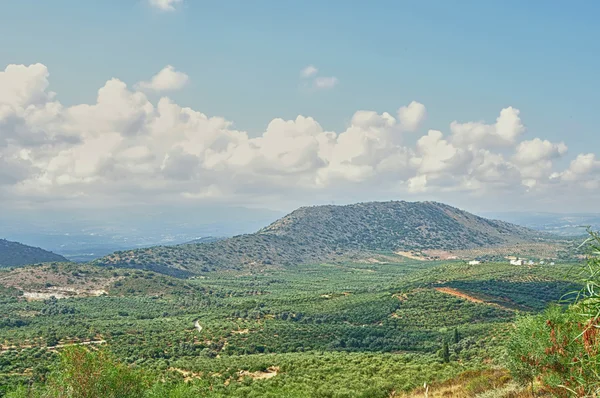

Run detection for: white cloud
[[0, 63, 54, 107], [554, 153, 600, 182], [300, 65, 318, 78], [512, 138, 568, 185], [135, 65, 189, 92], [398, 101, 426, 132], [450, 106, 525, 148], [414, 130, 464, 174], [1, 62, 598, 211], [148, 0, 182, 12], [513, 138, 567, 165], [313, 76, 339, 90], [300, 65, 338, 91]]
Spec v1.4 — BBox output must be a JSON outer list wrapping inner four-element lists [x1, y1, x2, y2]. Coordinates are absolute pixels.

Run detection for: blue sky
[[2, 1, 598, 148], [1, 0, 599, 213]]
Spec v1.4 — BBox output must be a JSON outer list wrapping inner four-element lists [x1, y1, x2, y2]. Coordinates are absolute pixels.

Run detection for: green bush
[[7, 347, 149, 398], [507, 229, 600, 397]]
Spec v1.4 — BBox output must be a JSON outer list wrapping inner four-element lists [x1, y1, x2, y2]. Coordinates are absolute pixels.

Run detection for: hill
[[93, 201, 552, 275], [0, 262, 195, 301], [0, 239, 67, 268]]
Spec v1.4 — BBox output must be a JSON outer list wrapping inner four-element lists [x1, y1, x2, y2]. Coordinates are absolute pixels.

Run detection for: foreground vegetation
[[0, 249, 583, 396], [507, 229, 600, 396]]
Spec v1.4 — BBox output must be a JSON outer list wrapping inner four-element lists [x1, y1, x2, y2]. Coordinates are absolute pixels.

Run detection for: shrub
[[6, 347, 150, 398], [507, 229, 600, 396]]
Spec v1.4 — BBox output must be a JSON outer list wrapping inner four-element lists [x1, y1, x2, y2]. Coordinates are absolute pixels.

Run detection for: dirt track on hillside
[[434, 287, 516, 312]]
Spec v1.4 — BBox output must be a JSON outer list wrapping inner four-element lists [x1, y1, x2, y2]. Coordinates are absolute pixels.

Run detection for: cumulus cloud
[[552, 154, 600, 190], [513, 138, 568, 165], [512, 138, 568, 186], [135, 65, 189, 92], [0, 63, 595, 211], [398, 101, 426, 132], [148, 0, 182, 12], [450, 106, 525, 148], [0, 63, 54, 107]]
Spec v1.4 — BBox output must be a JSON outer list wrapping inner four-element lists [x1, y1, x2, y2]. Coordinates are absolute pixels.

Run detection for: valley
[[0, 256, 582, 396], [0, 201, 593, 396]]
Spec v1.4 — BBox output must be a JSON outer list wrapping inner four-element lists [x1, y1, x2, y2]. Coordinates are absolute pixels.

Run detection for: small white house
[[510, 259, 523, 266], [540, 261, 545, 265], [468, 260, 481, 265]]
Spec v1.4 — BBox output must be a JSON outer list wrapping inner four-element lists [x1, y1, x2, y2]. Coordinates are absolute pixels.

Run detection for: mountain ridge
[[93, 200, 549, 274], [0, 238, 68, 268]]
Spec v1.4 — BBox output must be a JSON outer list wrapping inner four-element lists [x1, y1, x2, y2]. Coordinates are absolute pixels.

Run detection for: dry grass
[[395, 369, 547, 398]]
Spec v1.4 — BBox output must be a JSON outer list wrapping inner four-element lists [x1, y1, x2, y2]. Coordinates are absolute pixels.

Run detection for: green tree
[[12, 347, 150, 398], [440, 341, 450, 363], [453, 328, 460, 344]]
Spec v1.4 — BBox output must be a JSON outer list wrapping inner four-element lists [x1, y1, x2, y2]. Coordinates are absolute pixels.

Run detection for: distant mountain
[[94, 201, 547, 274], [0, 204, 282, 262], [481, 212, 600, 236], [0, 239, 68, 268]]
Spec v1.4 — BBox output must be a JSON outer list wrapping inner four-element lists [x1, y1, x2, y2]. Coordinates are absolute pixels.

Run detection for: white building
[[468, 260, 481, 265], [510, 259, 523, 266]]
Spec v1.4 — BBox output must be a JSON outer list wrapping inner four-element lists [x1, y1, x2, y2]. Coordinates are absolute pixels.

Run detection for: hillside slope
[[94, 201, 546, 274], [0, 262, 195, 300], [0, 239, 67, 268]]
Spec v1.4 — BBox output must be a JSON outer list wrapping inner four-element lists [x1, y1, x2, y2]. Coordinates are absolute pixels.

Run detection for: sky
[[1, 0, 599, 216]]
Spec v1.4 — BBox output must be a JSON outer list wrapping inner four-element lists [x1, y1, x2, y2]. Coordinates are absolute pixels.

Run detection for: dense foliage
[[507, 229, 600, 396], [1, 255, 581, 396], [5, 347, 473, 398]]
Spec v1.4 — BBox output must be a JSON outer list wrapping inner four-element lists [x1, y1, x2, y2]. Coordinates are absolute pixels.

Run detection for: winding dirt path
[[1, 339, 106, 354], [434, 287, 516, 312]]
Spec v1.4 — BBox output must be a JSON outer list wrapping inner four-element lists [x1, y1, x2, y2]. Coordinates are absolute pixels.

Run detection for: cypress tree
[[441, 341, 450, 363]]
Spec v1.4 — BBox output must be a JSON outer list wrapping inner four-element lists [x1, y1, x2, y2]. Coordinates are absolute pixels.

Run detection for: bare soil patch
[[395, 251, 429, 261], [238, 366, 279, 381], [434, 287, 516, 312], [0, 265, 117, 300]]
